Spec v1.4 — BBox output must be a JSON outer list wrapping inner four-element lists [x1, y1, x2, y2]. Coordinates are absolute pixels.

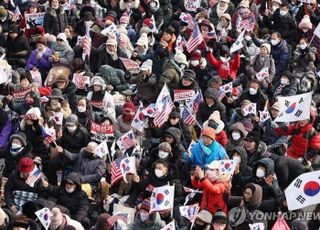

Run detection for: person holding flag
[[270, 70, 298, 102], [189, 50, 209, 92]]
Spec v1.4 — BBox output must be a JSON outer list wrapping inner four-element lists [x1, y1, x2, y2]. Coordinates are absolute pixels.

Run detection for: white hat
[[140, 59, 153, 72], [56, 33, 67, 43], [136, 33, 149, 49], [26, 107, 41, 120], [106, 36, 117, 47], [90, 76, 106, 90], [238, 0, 250, 8], [174, 50, 188, 65], [203, 111, 225, 134], [261, 43, 271, 54]]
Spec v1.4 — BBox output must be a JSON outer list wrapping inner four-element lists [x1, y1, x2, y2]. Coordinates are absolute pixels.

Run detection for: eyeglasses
[[57, 38, 64, 42]]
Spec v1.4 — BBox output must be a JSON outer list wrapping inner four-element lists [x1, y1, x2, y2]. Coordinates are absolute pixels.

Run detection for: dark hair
[[70, 58, 85, 72], [271, 31, 282, 38], [280, 3, 289, 8], [20, 71, 33, 83]]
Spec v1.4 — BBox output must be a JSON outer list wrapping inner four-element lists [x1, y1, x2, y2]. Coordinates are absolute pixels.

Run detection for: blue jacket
[[183, 140, 228, 168]]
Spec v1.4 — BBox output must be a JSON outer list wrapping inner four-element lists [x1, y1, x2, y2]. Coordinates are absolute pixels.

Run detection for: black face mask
[[208, 120, 219, 129], [192, 223, 206, 230], [156, 47, 167, 57], [83, 150, 94, 158]]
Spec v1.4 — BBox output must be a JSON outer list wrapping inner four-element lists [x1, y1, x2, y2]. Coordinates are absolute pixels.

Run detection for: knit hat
[[190, 50, 202, 61], [174, 50, 188, 65], [0, 6, 7, 20], [143, 18, 152, 28], [10, 132, 27, 147], [104, 15, 115, 23], [199, 19, 213, 30], [219, 13, 231, 21], [299, 15, 313, 30], [140, 59, 153, 72], [169, 108, 180, 119], [123, 101, 136, 112], [271, 0, 281, 4], [238, 0, 250, 8], [212, 210, 228, 224], [106, 36, 117, 47], [18, 157, 35, 173], [244, 131, 260, 145], [56, 33, 67, 43], [158, 142, 172, 153], [120, 15, 129, 24], [260, 43, 271, 54], [202, 127, 216, 140], [139, 199, 150, 211], [95, 213, 112, 230], [65, 114, 78, 126], [182, 69, 196, 82], [50, 208, 63, 230], [136, 33, 149, 49], [37, 36, 47, 46], [207, 111, 225, 134], [291, 219, 308, 230], [0, 208, 8, 227], [219, 0, 230, 3], [90, 76, 106, 90], [270, 101, 281, 111], [83, 11, 94, 21], [196, 210, 213, 224], [8, 24, 18, 33], [49, 88, 64, 101]]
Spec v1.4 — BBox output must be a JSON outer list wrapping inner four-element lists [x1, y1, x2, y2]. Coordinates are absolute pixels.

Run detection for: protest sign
[[25, 12, 45, 29]]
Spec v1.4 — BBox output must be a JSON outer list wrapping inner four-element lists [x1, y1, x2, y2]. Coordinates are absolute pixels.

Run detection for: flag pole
[[307, 34, 315, 48]]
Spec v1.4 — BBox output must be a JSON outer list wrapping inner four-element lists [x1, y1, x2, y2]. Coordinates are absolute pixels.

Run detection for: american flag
[[185, 24, 204, 53], [181, 107, 195, 126], [108, 213, 128, 225], [111, 156, 126, 185], [153, 84, 174, 127], [237, 17, 255, 32], [12, 7, 21, 22], [26, 167, 42, 188], [116, 130, 135, 152], [191, 91, 203, 114], [82, 23, 91, 60]]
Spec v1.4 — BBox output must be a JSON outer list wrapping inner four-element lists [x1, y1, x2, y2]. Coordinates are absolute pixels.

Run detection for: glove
[[270, 121, 278, 129]]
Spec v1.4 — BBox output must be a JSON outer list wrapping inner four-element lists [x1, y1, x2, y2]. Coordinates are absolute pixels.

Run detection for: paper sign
[[174, 89, 196, 102], [90, 122, 114, 142], [184, 0, 201, 12], [25, 12, 45, 29], [72, 72, 90, 89], [119, 57, 140, 74]]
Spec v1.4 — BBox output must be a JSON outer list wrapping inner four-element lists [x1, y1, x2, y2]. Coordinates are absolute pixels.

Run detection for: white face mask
[[140, 212, 149, 222], [179, 64, 186, 70], [280, 77, 289, 85], [155, 169, 165, 178], [191, 60, 200, 66], [302, 29, 309, 33], [249, 87, 257, 95], [77, 106, 86, 113], [66, 187, 75, 193], [233, 156, 241, 164], [11, 143, 22, 150], [158, 151, 169, 159], [245, 35, 252, 41], [270, 39, 279, 46], [300, 44, 307, 50], [231, 132, 241, 141], [67, 126, 77, 133], [256, 168, 266, 178], [279, 10, 287, 16]]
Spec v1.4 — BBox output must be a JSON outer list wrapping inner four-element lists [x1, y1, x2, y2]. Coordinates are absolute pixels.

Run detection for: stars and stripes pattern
[[108, 213, 128, 225], [186, 24, 203, 53], [116, 130, 135, 152], [82, 23, 91, 60], [181, 107, 195, 126], [42, 126, 56, 144], [191, 91, 203, 114], [111, 156, 126, 185], [26, 167, 42, 188], [12, 7, 21, 22]]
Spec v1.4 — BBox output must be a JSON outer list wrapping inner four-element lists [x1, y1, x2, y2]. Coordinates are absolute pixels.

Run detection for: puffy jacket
[[98, 65, 129, 92], [226, 122, 247, 154], [43, 7, 68, 36], [127, 212, 165, 230], [292, 46, 317, 72], [26, 48, 52, 73], [183, 139, 228, 168], [59, 126, 90, 153], [51, 82, 77, 111], [46, 172, 90, 221], [5, 30, 30, 59], [64, 149, 107, 189], [159, 58, 182, 92], [247, 141, 269, 167], [192, 175, 230, 214], [276, 123, 320, 159]]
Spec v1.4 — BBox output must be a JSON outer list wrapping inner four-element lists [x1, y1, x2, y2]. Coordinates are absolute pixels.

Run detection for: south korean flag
[[150, 185, 175, 213]]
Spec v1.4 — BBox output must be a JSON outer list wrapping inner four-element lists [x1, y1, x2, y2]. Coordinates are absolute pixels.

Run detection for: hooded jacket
[[46, 172, 90, 221], [163, 127, 186, 160], [226, 122, 247, 154], [159, 58, 182, 92], [127, 212, 166, 230], [59, 126, 90, 153], [243, 183, 263, 211], [247, 141, 269, 167], [5, 30, 30, 59]]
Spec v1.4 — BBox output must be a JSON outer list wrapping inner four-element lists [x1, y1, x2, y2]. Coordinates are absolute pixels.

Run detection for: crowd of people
[[0, 0, 319, 229]]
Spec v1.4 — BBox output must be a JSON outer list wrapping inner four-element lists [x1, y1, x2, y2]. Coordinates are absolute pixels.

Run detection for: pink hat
[[298, 15, 313, 30], [120, 15, 129, 24]]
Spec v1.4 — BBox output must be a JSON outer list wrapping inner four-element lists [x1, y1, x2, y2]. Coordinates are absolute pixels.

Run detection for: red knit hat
[[143, 18, 152, 28], [123, 101, 136, 112], [190, 50, 202, 61], [202, 127, 216, 140], [18, 157, 35, 173]]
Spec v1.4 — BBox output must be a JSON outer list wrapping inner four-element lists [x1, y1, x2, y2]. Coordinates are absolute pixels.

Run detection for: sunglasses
[[57, 38, 64, 42]]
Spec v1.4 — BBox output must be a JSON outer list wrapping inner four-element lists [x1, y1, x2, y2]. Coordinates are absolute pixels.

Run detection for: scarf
[[55, 42, 69, 52], [199, 138, 212, 155]]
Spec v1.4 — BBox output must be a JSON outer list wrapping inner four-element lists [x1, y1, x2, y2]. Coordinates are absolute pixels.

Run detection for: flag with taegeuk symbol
[[35, 207, 52, 230], [119, 156, 136, 183], [160, 220, 176, 230], [150, 185, 175, 212], [95, 141, 109, 159], [131, 101, 145, 133], [179, 204, 200, 222], [116, 130, 135, 153], [241, 102, 257, 116], [42, 126, 56, 144]]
